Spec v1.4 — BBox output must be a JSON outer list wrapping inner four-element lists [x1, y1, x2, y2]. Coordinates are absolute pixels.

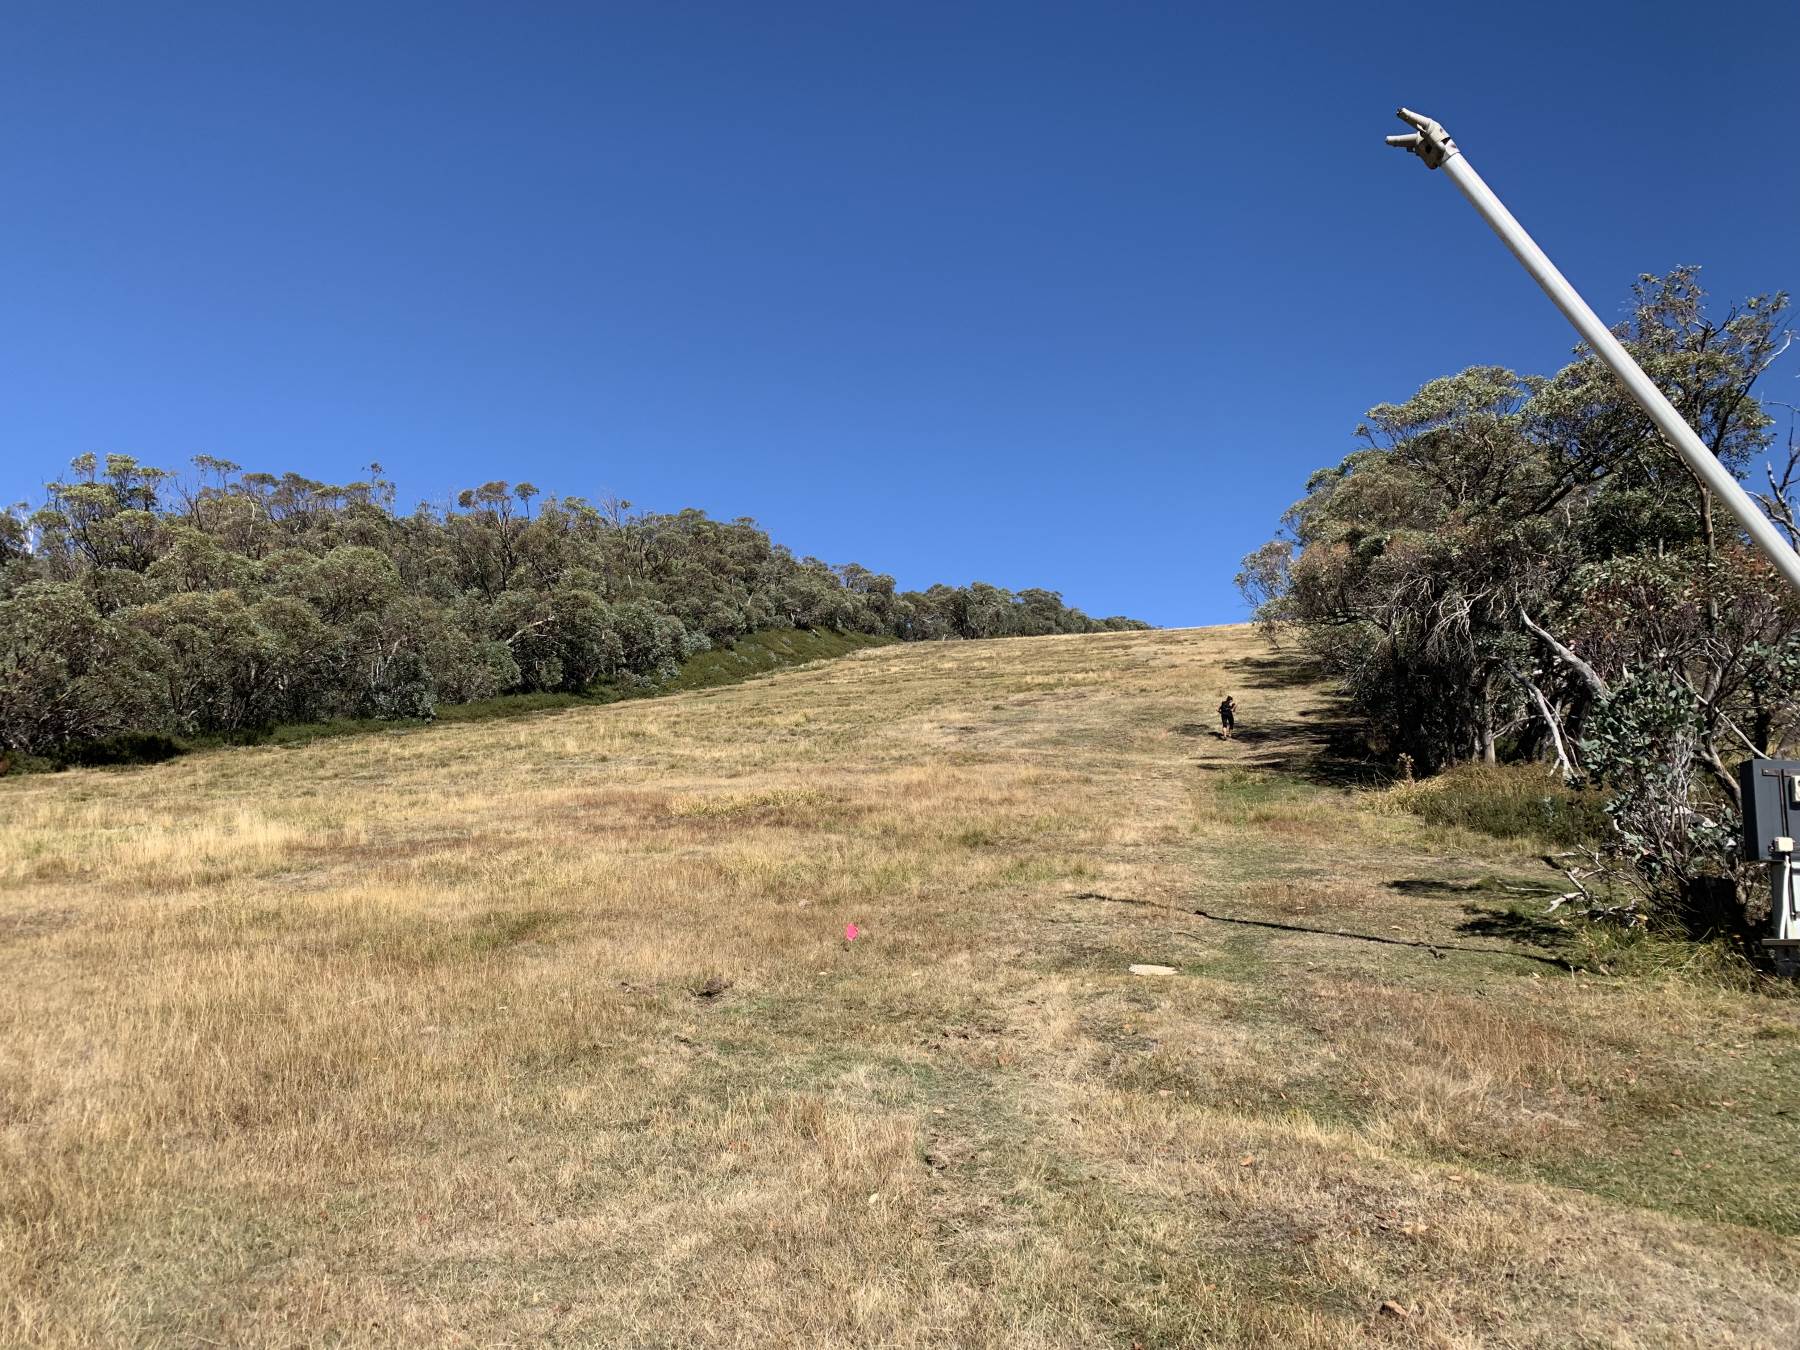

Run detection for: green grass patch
[[657, 627, 893, 692], [1209, 766, 1292, 806], [1185, 928, 1272, 984], [1521, 1026, 1800, 1234], [1385, 762, 1609, 846]]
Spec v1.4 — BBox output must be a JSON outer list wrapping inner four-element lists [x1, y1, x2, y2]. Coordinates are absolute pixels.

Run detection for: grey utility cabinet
[[1739, 759, 1800, 861]]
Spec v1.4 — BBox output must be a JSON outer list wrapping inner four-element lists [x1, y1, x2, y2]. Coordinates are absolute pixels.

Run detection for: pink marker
[[844, 923, 860, 942]]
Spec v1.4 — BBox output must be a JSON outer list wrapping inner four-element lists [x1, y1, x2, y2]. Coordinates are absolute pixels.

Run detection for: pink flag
[[844, 923, 860, 942]]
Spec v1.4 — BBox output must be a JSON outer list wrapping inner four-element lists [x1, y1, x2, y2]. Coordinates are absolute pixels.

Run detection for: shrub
[[1383, 762, 1610, 847]]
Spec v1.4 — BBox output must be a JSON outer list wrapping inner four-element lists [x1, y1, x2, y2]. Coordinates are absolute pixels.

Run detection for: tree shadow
[[1384, 877, 1572, 952], [1066, 891, 1578, 971], [1187, 647, 1388, 787], [53, 733, 187, 769], [1387, 877, 1511, 897], [1174, 722, 1274, 743], [1242, 715, 1389, 788], [1225, 653, 1327, 691], [1454, 905, 1570, 951]]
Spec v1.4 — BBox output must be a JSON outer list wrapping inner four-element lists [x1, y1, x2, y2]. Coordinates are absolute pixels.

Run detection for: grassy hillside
[[2, 626, 1796, 1346]]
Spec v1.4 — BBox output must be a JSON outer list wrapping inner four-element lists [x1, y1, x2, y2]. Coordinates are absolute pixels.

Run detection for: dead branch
[[1520, 608, 1610, 698]]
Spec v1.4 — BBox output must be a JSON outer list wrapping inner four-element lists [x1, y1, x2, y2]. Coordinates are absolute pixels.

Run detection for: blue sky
[[4, 2, 1796, 626]]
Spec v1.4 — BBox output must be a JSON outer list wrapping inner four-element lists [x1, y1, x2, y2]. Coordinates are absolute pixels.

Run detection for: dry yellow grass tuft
[[2, 625, 1796, 1346]]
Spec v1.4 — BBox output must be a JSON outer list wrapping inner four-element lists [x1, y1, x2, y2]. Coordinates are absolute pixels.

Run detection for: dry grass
[[2, 625, 1797, 1347]]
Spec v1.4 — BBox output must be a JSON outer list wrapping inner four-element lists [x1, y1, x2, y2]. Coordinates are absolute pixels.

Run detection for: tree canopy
[[0, 460, 1145, 758], [1243, 267, 1799, 928]]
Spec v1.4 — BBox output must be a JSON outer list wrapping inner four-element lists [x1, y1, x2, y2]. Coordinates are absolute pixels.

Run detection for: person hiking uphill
[[1219, 695, 1237, 740]]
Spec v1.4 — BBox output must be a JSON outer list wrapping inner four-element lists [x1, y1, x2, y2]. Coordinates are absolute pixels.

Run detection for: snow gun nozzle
[[1386, 107, 1458, 170]]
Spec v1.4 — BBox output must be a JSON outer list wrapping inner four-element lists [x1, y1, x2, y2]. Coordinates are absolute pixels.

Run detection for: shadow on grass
[[1225, 653, 1326, 691], [1386, 876, 1545, 898], [1067, 891, 1580, 972], [1240, 716, 1390, 789], [49, 733, 187, 769], [1387, 878, 1572, 950], [1455, 905, 1571, 951], [1179, 644, 1389, 788]]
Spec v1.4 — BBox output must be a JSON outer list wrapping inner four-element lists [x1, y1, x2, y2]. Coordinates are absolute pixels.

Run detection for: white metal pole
[[1386, 108, 1800, 598]]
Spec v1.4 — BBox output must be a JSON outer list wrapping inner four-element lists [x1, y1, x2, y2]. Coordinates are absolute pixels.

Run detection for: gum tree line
[[0, 460, 1144, 756], [1241, 268, 1799, 925]]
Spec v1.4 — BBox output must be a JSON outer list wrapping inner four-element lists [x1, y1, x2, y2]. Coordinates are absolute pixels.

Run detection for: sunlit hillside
[[3, 625, 1796, 1347]]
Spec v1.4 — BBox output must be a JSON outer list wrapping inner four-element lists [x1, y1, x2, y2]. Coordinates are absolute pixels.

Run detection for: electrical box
[[1738, 759, 1800, 861]]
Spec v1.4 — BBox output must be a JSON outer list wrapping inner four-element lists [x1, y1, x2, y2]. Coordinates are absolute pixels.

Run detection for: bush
[[1383, 762, 1610, 846]]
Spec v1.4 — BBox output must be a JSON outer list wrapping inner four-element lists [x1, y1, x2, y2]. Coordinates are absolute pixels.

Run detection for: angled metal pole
[[1386, 108, 1800, 598]]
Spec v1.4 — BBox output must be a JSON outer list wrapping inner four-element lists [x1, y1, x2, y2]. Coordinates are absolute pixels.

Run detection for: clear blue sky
[[4, 2, 1796, 626]]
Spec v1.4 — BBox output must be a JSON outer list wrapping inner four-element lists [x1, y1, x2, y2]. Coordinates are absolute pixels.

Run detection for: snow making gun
[[1386, 108, 1800, 972]]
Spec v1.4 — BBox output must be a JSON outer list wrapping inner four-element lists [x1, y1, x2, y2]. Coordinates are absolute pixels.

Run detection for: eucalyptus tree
[[1246, 268, 1798, 923], [0, 451, 1135, 760], [1259, 365, 1563, 767]]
